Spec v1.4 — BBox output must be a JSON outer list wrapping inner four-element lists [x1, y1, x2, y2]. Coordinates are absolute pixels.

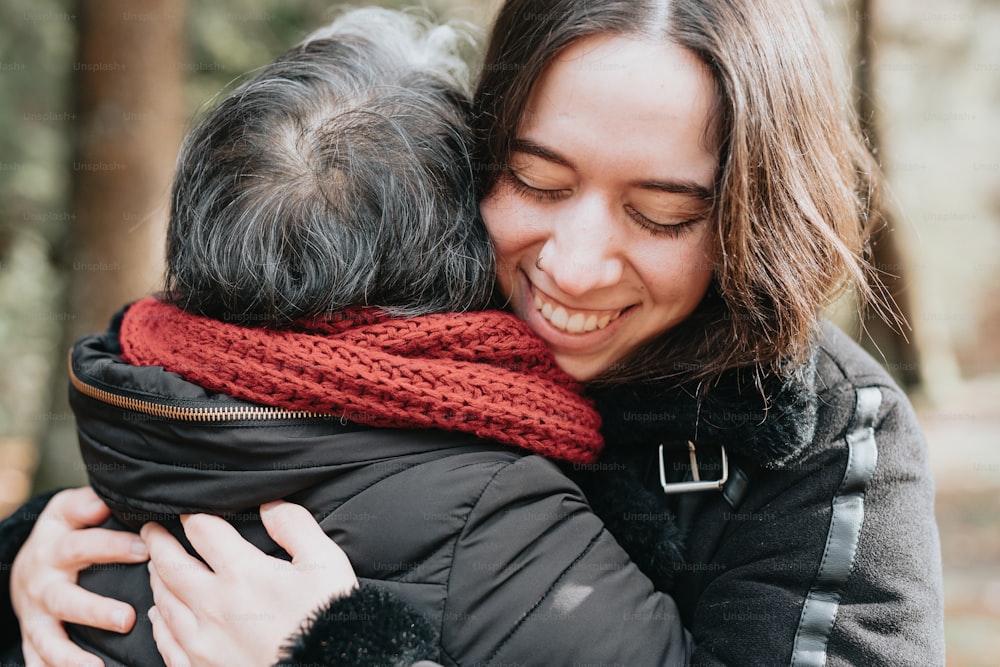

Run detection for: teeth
[[532, 287, 623, 334], [566, 313, 586, 333]]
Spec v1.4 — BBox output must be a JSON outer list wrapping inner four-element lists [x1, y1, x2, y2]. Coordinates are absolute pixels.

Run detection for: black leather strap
[[721, 462, 751, 509]]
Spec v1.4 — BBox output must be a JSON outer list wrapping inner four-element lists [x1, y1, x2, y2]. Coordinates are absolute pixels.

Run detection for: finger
[[23, 616, 105, 667], [179, 513, 262, 573], [148, 562, 199, 643], [149, 606, 192, 667], [21, 639, 40, 667], [41, 580, 137, 632], [47, 487, 112, 529], [260, 501, 341, 564], [53, 528, 149, 570], [21, 639, 44, 667], [142, 523, 212, 601]]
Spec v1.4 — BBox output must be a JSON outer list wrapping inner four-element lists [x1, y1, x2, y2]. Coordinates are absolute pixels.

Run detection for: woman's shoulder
[[805, 320, 922, 453], [706, 322, 943, 665], [814, 319, 905, 396], [761, 320, 921, 475], [403, 448, 585, 508], [361, 445, 584, 525], [764, 322, 930, 504]]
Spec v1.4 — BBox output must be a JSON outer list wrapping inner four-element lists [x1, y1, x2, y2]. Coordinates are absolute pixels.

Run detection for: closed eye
[[625, 204, 705, 238], [505, 169, 570, 202]]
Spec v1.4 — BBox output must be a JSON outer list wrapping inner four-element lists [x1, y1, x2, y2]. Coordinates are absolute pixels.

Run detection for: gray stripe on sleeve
[[790, 386, 882, 667]]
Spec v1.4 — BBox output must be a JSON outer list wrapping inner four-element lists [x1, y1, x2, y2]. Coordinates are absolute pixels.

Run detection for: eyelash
[[506, 170, 703, 239], [506, 171, 567, 203], [624, 206, 703, 239]]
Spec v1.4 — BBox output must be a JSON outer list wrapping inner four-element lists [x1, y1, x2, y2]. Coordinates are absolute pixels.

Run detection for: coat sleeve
[[682, 381, 945, 666], [275, 584, 441, 667], [0, 490, 60, 653], [438, 455, 693, 667]]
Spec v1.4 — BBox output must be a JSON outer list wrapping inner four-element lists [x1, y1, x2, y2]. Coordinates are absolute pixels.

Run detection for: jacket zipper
[[69, 356, 329, 423]]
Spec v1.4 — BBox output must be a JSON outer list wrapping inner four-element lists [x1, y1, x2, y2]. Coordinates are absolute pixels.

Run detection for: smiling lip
[[531, 284, 624, 333], [517, 270, 633, 352]]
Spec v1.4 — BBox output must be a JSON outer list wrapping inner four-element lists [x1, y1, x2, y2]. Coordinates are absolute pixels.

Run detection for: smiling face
[[481, 34, 719, 381]]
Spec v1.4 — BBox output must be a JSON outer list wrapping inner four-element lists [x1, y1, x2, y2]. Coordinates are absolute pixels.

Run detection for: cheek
[[644, 232, 715, 308], [679, 241, 714, 286], [482, 190, 533, 258], [481, 192, 520, 295], [481, 192, 510, 247], [677, 240, 715, 306]]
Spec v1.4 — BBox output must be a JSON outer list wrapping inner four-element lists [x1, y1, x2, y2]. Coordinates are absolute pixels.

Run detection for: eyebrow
[[511, 138, 573, 168], [511, 137, 714, 202], [634, 179, 714, 202]]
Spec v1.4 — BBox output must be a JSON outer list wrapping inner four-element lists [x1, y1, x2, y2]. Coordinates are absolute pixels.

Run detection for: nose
[[540, 194, 624, 297]]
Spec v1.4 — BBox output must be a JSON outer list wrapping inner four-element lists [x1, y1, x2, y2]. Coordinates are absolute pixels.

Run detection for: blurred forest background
[[1, 0, 998, 663]]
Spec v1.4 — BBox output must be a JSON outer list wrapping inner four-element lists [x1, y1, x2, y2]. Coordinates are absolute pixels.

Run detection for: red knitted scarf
[[120, 297, 603, 464]]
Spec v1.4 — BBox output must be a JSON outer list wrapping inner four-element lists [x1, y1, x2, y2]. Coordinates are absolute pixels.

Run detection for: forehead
[[519, 34, 718, 185]]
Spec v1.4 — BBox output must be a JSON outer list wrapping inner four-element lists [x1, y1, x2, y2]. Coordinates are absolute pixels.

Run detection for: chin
[[552, 356, 602, 383]]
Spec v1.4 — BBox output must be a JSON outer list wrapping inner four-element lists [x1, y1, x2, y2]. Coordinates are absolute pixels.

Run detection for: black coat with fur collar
[[0, 321, 944, 666], [575, 321, 945, 666]]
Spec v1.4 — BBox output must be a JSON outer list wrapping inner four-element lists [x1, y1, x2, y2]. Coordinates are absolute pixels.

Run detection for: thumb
[[259, 501, 339, 564], [55, 486, 112, 527], [260, 502, 359, 597]]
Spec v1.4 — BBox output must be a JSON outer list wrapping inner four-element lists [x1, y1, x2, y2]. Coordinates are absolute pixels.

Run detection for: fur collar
[[570, 354, 819, 592], [587, 352, 818, 469]]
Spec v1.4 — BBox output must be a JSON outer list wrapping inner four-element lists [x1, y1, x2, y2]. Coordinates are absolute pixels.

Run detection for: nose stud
[[535, 255, 544, 271]]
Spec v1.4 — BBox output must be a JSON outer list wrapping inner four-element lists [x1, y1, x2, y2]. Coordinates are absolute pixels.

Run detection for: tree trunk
[[34, 0, 187, 490], [853, 0, 924, 390]]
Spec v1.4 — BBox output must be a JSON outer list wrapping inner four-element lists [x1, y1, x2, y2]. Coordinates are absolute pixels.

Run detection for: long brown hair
[[473, 0, 890, 386]]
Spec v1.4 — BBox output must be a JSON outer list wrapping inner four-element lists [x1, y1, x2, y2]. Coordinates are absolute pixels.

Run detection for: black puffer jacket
[[2, 313, 691, 667], [0, 320, 944, 666]]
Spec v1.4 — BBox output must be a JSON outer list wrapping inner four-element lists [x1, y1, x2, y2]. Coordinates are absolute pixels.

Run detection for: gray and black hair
[[165, 8, 493, 325]]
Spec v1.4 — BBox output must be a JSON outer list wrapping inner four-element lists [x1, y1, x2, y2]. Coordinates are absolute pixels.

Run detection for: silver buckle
[[658, 441, 728, 494]]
